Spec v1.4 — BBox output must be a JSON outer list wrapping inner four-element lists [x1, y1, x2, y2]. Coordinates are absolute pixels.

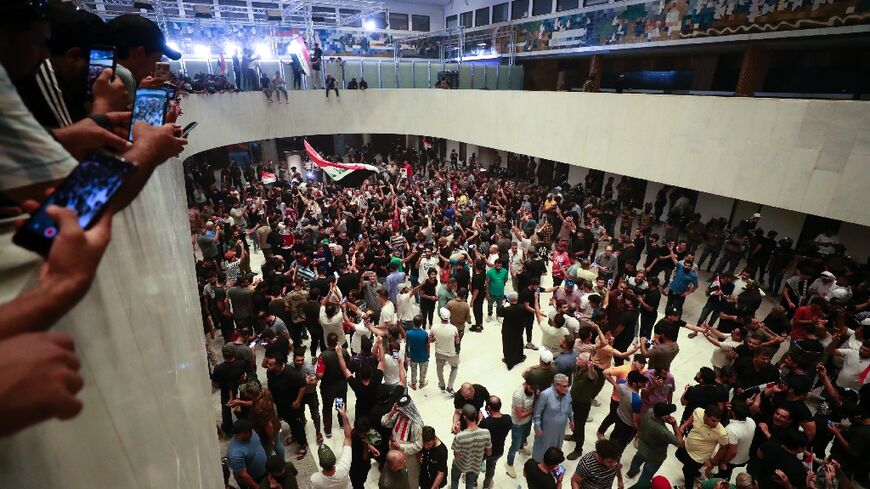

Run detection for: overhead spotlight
[[363, 19, 377, 30], [133, 0, 154, 10], [267, 9, 282, 21], [193, 44, 210, 58], [223, 42, 241, 55], [194, 5, 212, 18], [255, 43, 273, 59]]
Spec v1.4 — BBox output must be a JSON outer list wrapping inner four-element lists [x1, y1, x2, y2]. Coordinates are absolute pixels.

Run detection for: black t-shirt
[[264, 337, 291, 359], [763, 313, 789, 336], [309, 278, 331, 298], [479, 415, 513, 457], [757, 440, 807, 489], [767, 393, 812, 424], [471, 271, 486, 296], [302, 300, 321, 328], [453, 384, 490, 413], [348, 369, 384, 419], [453, 268, 470, 291], [682, 384, 729, 421], [654, 318, 684, 341], [525, 259, 546, 279], [733, 357, 780, 389], [716, 301, 742, 333], [267, 365, 306, 420], [212, 359, 246, 401], [523, 459, 556, 489], [419, 442, 449, 487], [642, 287, 661, 315], [337, 272, 361, 297], [421, 280, 437, 303], [518, 288, 536, 318]]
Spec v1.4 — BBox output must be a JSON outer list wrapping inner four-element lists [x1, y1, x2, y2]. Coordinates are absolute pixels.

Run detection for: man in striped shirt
[[451, 405, 492, 489], [570, 439, 624, 489]]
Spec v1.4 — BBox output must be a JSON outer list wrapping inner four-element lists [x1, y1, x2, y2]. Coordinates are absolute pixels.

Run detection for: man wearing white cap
[[432, 307, 461, 394]]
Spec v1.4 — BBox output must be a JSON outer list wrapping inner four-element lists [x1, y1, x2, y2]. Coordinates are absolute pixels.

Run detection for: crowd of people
[[187, 138, 869, 489]]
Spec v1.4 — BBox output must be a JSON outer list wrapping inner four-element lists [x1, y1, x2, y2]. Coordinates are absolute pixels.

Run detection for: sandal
[[316, 432, 324, 444], [410, 383, 417, 390], [419, 381, 428, 389], [295, 446, 308, 460]]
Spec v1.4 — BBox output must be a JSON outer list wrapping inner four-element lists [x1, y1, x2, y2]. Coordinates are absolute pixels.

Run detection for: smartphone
[[155, 61, 170, 80], [129, 88, 168, 141], [162, 82, 177, 101], [180, 121, 198, 138], [335, 398, 344, 410], [12, 152, 134, 256], [554, 465, 566, 478], [87, 45, 115, 96], [391, 351, 399, 360]]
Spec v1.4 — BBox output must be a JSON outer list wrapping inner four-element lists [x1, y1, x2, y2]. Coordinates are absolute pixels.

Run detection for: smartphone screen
[[335, 398, 344, 410], [12, 152, 134, 256], [129, 88, 168, 141], [155, 61, 170, 80], [163, 84, 176, 101], [87, 46, 115, 96]]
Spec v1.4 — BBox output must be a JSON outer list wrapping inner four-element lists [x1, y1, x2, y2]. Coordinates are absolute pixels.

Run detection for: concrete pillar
[[287, 153, 303, 173], [589, 55, 604, 91], [259, 139, 279, 165], [735, 45, 766, 97], [333, 135, 346, 156], [567, 164, 587, 186], [362, 134, 372, 147]]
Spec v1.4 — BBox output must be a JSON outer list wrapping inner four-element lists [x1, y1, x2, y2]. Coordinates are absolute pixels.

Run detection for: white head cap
[[439, 307, 451, 320]]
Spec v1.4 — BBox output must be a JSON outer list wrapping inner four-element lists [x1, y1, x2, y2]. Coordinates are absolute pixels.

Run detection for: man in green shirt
[[566, 354, 606, 460], [485, 260, 509, 320], [626, 403, 683, 481]]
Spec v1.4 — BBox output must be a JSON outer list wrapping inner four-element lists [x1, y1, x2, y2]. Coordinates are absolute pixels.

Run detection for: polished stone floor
[[212, 235, 780, 489]]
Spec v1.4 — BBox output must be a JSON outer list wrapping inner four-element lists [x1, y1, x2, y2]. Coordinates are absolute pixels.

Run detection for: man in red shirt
[[790, 297, 825, 340]]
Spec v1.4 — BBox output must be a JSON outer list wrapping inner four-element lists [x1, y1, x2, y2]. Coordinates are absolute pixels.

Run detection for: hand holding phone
[[129, 88, 169, 141], [335, 398, 344, 410], [13, 152, 133, 256], [87, 45, 115, 97], [180, 121, 198, 138]]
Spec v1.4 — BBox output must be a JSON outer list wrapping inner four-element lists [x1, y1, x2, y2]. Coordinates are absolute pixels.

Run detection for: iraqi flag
[[422, 137, 433, 150], [304, 140, 379, 187]]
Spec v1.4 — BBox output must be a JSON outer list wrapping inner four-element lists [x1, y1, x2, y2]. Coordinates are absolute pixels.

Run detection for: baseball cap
[[221, 344, 235, 356], [505, 292, 518, 302], [653, 403, 677, 417], [665, 307, 680, 317], [317, 444, 337, 468], [540, 349, 554, 364], [106, 14, 182, 60], [439, 307, 451, 320], [461, 404, 478, 419], [45, 0, 105, 55], [565, 280, 575, 287], [650, 476, 671, 489]]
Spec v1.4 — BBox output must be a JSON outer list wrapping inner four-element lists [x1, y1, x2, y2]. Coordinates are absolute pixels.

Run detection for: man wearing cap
[[498, 292, 527, 370], [106, 14, 182, 99], [259, 455, 299, 489], [227, 419, 269, 489], [451, 405, 492, 489], [625, 402, 683, 481], [433, 307, 460, 394], [525, 350, 557, 392], [310, 407, 353, 489], [532, 373, 574, 462], [548, 280, 583, 310]]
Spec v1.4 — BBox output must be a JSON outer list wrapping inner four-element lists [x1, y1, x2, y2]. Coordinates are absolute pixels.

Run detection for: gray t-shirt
[[197, 233, 219, 259], [227, 286, 254, 320], [510, 386, 536, 425], [616, 383, 642, 426]]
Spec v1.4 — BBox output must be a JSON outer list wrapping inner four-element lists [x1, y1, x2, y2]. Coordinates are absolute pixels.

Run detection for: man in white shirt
[[717, 399, 756, 481], [433, 307, 460, 394], [310, 408, 353, 489], [832, 341, 870, 391], [378, 289, 397, 330]]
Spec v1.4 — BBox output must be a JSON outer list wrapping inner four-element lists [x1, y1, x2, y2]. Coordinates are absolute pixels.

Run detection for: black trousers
[[503, 324, 525, 369], [308, 324, 325, 357], [665, 291, 687, 316], [611, 418, 636, 451], [472, 296, 484, 327], [420, 300, 435, 327], [571, 401, 592, 454], [676, 446, 703, 489], [597, 399, 619, 436], [640, 311, 657, 340], [321, 382, 347, 433], [285, 408, 308, 447]]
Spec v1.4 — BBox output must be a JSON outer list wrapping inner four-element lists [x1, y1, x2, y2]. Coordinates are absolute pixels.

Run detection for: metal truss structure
[[80, 0, 388, 44], [393, 24, 516, 65]]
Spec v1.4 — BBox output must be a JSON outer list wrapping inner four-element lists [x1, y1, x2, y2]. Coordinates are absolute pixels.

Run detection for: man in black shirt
[[523, 446, 564, 489], [452, 383, 490, 433], [265, 352, 308, 459], [638, 277, 661, 339], [756, 428, 808, 489], [420, 426, 449, 489], [681, 367, 728, 423], [212, 344, 247, 436], [479, 396, 513, 489], [734, 348, 779, 395], [337, 344, 385, 422]]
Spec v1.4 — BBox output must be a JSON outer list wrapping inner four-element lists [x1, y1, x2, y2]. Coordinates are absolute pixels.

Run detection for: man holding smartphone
[[105, 15, 182, 102]]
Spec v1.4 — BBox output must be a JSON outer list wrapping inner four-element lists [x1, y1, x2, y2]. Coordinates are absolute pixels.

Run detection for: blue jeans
[[450, 463, 479, 489], [627, 451, 662, 481], [487, 294, 504, 317], [506, 422, 532, 466]]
